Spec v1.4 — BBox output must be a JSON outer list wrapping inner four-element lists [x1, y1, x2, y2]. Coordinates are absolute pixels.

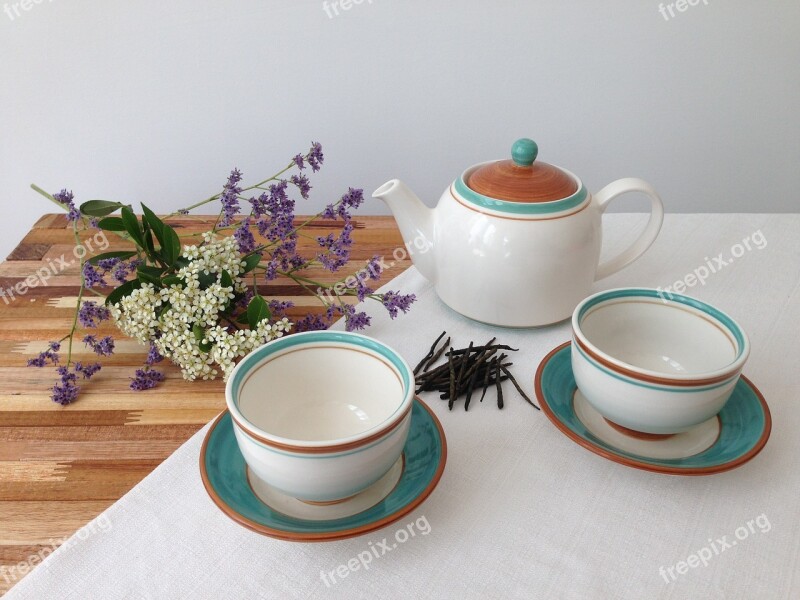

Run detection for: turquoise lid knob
[[511, 138, 538, 167]]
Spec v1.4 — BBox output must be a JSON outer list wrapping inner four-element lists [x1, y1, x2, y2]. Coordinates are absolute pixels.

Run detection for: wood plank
[[0, 460, 164, 501], [0, 501, 113, 544]]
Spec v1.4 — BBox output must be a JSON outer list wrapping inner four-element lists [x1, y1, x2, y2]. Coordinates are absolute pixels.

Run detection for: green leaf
[[142, 220, 156, 256], [87, 250, 137, 266], [161, 274, 183, 287], [120, 207, 144, 247], [104, 279, 141, 306], [140, 204, 181, 267], [136, 264, 165, 287], [192, 323, 213, 352], [155, 301, 171, 319], [97, 217, 127, 232], [235, 312, 250, 324], [140, 204, 164, 239], [241, 252, 262, 274], [80, 200, 124, 217], [220, 270, 233, 289], [197, 271, 216, 290], [161, 225, 181, 267], [247, 295, 271, 329]]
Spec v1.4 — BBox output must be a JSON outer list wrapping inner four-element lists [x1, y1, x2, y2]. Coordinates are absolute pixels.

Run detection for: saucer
[[534, 342, 771, 475], [199, 398, 446, 541]]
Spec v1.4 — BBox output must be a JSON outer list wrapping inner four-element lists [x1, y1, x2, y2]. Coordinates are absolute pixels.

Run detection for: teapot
[[373, 138, 664, 327]]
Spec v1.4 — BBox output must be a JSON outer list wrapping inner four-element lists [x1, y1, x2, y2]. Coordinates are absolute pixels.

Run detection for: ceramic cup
[[571, 288, 750, 434], [225, 331, 414, 502]]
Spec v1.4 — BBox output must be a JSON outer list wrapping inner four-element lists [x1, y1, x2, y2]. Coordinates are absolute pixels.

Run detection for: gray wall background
[[1, 1, 798, 258]]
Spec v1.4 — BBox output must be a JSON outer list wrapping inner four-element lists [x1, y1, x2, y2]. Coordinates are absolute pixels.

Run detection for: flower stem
[[166, 161, 297, 218], [30, 184, 68, 212], [66, 222, 87, 367]]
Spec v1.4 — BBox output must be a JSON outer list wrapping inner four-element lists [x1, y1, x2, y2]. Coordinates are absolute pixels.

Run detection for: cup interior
[[231, 332, 411, 443], [576, 291, 746, 377]]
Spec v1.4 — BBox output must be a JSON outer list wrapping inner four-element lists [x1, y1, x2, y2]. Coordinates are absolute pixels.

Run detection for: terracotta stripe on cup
[[231, 405, 411, 455], [573, 336, 739, 388]]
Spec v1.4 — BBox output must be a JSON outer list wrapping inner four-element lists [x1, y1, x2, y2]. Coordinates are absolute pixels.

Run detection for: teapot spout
[[372, 179, 437, 283]]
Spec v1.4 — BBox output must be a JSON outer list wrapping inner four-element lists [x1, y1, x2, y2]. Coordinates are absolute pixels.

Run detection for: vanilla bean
[[455, 342, 471, 385], [447, 348, 456, 410], [460, 344, 499, 384], [424, 336, 450, 372], [499, 363, 540, 410], [446, 342, 516, 357], [416, 356, 457, 381], [414, 331, 446, 375], [479, 356, 496, 403], [464, 354, 484, 411], [495, 359, 504, 409]]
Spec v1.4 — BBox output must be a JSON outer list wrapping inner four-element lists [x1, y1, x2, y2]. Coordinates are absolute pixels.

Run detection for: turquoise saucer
[[200, 398, 446, 541], [535, 342, 771, 475]]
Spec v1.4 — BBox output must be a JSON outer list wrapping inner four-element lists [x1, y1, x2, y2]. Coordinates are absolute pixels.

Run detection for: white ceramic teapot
[[373, 138, 664, 327]]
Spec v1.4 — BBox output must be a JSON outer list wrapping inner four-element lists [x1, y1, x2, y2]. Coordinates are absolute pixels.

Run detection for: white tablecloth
[[6, 214, 800, 600]]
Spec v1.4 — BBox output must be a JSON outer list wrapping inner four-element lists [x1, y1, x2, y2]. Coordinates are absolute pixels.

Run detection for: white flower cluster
[[111, 233, 292, 381]]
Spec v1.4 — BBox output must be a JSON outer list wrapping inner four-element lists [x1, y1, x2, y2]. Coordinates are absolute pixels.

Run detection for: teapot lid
[[466, 138, 578, 203]]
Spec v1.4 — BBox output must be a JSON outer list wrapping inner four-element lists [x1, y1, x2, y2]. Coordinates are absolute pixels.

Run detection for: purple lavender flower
[[321, 204, 337, 220], [290, 174, 311, 200], [380, 291, 416, 319], [338, 188, 364, 217], [177, 208, 190, 215], [365, 255, 385, 281], [78, 301, 111, 328], [145, 342, 164, 366], [53, 189, 80, 222], [324, 304, 371, 331], [97, 257, 121, 271], [83, 334, 115, 356], [130, 367, 165, 391], [339, 304, 371, 331], [293, 154, 305, 170], [74, 362, 101, 379], [91, 256, 139, 285], [256, 181, 295, 242], [307, 142, 324, 172], [219, 168, 243, 228], [294, 313, 328, 332], [89, 218, 100, 229], [317, 221, 354, 272], [234, 218, 257, 254], [82, 263, 107, 288], [112, 258, 140, 284], [268, 299, 294, 318], [27, 341, 61, 367], [320, 188, 364, 222], [263, 258, 279, 281], [355, 278, 373, 302], [249, 192, 269, 217], [52, 365, 79, 405]]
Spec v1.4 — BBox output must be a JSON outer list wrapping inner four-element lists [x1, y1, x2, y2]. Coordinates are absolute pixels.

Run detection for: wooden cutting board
[[0, 214, 410, 595]]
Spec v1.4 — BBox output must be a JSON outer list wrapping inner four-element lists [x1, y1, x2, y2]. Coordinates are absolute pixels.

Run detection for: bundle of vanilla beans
[[414, 331, 540, 411]]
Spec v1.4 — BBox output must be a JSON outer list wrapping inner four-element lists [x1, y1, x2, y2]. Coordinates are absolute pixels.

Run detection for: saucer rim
[[199, 397, 447, 542], [534, 341, 772, 476]]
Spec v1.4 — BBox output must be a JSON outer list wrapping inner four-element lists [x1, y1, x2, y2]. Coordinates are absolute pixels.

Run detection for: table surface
[[3, 213, 799, 600], [0, 214, 411, 595]]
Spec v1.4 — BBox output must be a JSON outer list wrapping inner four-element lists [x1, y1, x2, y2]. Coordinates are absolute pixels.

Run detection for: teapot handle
[[594, 178, 664, 281]]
